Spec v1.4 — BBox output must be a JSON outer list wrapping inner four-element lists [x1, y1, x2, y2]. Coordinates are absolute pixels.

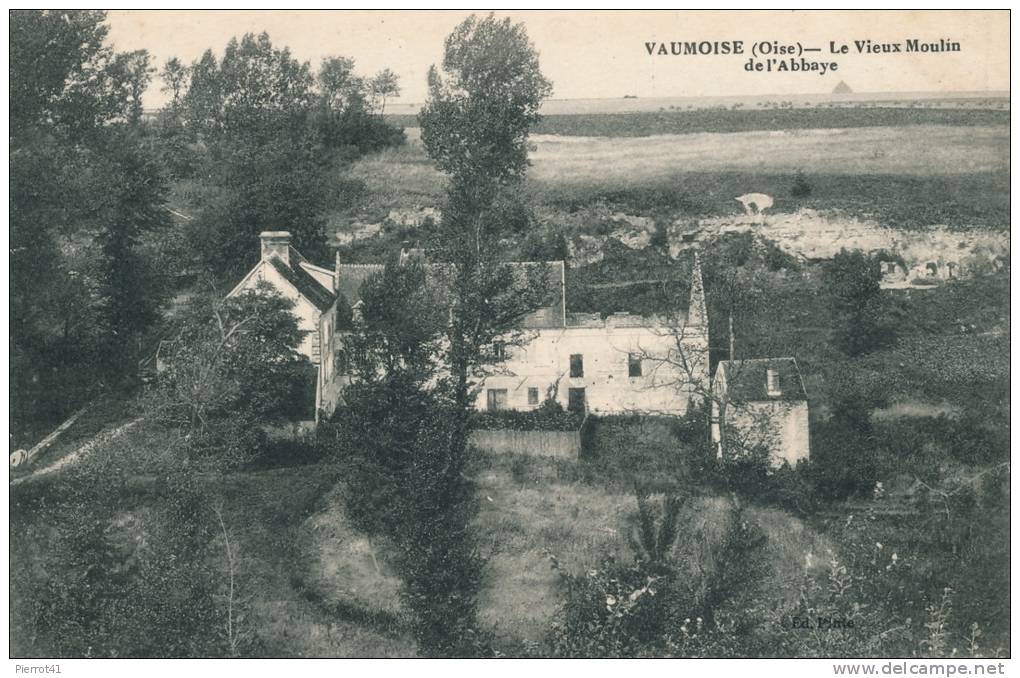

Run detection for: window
[[493, 340, 506, 361], [568, 387, 586, 413], [335, 348, 349, 374], [569, 353, 584, 378], [487, 389, 508, 411], [766, 368, 781, 396], [527, 387, 540, 405], [628, 353, 643, 377]]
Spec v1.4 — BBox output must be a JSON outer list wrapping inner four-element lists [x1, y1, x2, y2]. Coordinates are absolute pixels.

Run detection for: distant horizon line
[[542, 88, 1009, 101], [141, 88, 1009, 113], [376, 89, 1011, 108]]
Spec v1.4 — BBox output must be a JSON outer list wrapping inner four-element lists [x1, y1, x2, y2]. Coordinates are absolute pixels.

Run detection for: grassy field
[[387, 107, 1009, 137], [293, 446, 836, 654], [338, 123, 1009, 232]]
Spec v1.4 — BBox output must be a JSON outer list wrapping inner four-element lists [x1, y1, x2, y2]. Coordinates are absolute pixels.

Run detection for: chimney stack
[[260, 231, 292, 266]]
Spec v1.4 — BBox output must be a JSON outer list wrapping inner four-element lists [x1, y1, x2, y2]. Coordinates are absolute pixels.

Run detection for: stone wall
[[468, 429, 582, 460]]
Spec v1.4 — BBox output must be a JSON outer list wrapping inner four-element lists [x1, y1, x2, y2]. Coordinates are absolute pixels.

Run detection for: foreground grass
[[9, 441, 417, 658]]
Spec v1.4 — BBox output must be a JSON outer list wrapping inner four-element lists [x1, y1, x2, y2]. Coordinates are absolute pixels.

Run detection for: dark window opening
[[628, 353, 642, 377], [568, 387, 586, 413], [493, 340, 506, 361], [527, 387, 540, 405], [569, 354, 584, 378], [487, 389, 508, 411]]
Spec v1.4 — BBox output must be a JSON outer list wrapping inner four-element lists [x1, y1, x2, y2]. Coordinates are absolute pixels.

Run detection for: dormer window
[[766, 367, 781, 396]]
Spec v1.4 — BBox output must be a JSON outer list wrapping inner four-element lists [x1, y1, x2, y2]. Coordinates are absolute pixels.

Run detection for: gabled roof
[[716, 357, 807, 402], [267, 256, 336, 312]]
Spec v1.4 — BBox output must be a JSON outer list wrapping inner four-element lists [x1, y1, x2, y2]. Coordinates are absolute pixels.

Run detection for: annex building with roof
[[711, 357, 810, 466]]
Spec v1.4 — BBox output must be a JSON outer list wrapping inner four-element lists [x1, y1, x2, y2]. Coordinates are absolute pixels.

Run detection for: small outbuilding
[[711, 357, 810, 467]]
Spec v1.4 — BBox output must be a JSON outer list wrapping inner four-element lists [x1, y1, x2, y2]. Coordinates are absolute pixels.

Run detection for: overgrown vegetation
[[10, 10, 1008, 661]]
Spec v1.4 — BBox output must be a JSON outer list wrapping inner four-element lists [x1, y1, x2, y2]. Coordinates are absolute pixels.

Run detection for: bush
[[790, 169, 813, 198], [18, 467, 235, 658], [472, 398, 584, 432]]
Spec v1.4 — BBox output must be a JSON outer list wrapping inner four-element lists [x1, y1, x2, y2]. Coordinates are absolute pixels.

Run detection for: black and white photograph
[[7, 8, 1012, 666]]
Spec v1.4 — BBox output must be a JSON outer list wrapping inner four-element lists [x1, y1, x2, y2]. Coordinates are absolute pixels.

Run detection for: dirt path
[[11, 417, 143, 486]]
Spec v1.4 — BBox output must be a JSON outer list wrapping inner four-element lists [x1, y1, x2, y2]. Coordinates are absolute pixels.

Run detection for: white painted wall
[[475, 320, 709, 416], [716, 398, 810, 467], [233, 261, 322, 361]]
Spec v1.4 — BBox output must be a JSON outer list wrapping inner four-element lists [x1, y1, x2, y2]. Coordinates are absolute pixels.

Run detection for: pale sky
[[105, 10, 1009, 109]]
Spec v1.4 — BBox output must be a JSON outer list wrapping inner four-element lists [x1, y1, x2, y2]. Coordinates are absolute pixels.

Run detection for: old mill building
[[228, 231, 710, 417], [227, 231, 808, 464]]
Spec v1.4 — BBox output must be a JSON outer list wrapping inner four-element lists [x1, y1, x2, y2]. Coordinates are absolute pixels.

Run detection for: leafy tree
[[339, 14, 555, 656], [420, 12, 553, 407], [317, 56, 365, 115], [10, 10, 171, 436], [183, 32, 315, 137], [160, 56, 190, 110], [9, 10, 120, 139], [823, 249, 891, 356], [420, 14, 552, 195], [145, 282, 312, 467], [315, 57, 405, 154], [109, 49, 155, 126], [336, 262, 483, 655], [369, 67, 401, 114]]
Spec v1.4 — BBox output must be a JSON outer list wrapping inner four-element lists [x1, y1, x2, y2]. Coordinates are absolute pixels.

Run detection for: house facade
[[711, 357, 810, 466], [227, 232, 343, 421], [228, 232, 710, 422], [475, 261, 709, 416]]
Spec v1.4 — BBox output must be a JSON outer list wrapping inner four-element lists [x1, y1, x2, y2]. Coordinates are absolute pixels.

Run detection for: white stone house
[[711, 357, 810, 466], [474, 260, 709, 416], [228, 232, 710, 422], [227, 232, 343, 422]]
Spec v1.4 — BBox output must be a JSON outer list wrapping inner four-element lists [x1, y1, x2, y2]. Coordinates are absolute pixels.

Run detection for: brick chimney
[[260, 231, 291, 266]]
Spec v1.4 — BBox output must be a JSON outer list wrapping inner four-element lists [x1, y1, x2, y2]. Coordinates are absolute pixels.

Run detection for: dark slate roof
[[336, 260, 567, 328], [716, 357, 807, 402], [268, 256, 336, 312], [336, 264, 386, 305]]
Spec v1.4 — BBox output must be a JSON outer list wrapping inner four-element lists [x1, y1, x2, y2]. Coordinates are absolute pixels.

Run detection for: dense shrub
[[790, 169, 813, 198], [14, 463, 236, 658], [547, 496, 767, 657], [472, 398, 584, 432]]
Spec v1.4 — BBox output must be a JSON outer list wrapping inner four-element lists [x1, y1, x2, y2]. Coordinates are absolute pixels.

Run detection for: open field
[[529, 125, 1006, 181], [387, 105, 1009, 137], [385, 92, 1009, 118], [341, 123, 1008, 231]]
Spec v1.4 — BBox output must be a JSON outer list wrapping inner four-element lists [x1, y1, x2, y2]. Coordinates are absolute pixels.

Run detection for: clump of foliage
[[144, 282, 312, 468], [547, 494, 767, 657], [790, 168, 813, 198], [10, 10, 173, 440], [11, 437, 250, 657], [160, 33, 405, 280], [823, 249, 895, 356], [472, 398, 584, 432], [334, 261, 486, 656]]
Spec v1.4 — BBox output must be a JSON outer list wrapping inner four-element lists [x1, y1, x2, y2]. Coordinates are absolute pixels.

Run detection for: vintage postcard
[[8, 9, 1010, 668]]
